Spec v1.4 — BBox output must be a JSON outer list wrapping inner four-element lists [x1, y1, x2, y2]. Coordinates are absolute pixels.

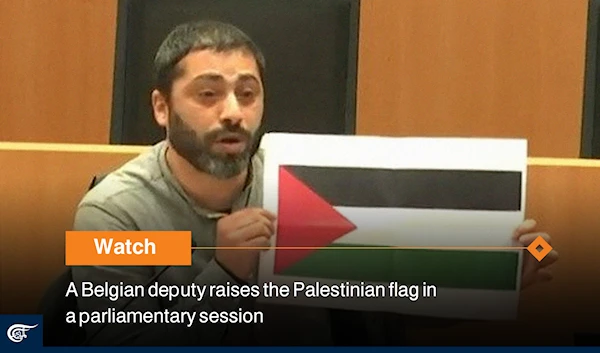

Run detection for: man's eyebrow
[[190, 73, 224, 82], [237, 74, 260, 84], [189, 73, 260, 84]]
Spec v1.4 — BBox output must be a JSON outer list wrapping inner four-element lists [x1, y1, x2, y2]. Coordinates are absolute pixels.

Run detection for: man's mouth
[[215, 133, 246, 144], [217, 136, 241, 143], [213, 134, 247, 153]]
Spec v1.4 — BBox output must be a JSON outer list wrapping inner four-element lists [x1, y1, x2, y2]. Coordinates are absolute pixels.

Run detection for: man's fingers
[[221, 208, 277, 234], [257, 208, 277, 222], [243, 235, 272, 249], [536, 268, 553, 282], [235, 216, 275, 236], [513, 219, 537, 238], [518, 232, 551, 246], [232, 220, 274, 242], [257, 216, 276, 235], [539, 249, 559, 267], [241, 207, 277, 222], [225, 208, 264, 222]]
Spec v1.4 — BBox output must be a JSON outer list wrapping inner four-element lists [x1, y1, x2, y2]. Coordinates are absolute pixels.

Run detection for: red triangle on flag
[[274, 166, 357, 273]]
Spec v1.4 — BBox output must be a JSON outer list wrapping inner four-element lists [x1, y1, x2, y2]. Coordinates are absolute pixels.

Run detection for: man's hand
[[215, 208, 277, 281], [513, 219, 559, 290]]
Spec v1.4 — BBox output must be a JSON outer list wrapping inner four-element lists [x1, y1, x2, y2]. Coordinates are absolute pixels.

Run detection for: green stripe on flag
[[281, 244, 519, 291]]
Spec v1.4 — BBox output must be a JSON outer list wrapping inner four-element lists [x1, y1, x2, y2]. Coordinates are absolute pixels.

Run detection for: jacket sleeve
[[70, 204, 253, 346]]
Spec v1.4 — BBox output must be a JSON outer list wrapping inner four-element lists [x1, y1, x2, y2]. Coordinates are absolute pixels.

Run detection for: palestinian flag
[[258, 133, 526, 320]]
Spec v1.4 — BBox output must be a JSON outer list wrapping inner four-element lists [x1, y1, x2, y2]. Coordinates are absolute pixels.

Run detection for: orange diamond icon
[[527, 236, 552, 262]]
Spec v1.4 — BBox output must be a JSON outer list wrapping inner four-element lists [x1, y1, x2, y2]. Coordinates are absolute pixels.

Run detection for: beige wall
[[357, 0, 588, 158], [0, 0, 590, 157], [0, 0, 117, 144]]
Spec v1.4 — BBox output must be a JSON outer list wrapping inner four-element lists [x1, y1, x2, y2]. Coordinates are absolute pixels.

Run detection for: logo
[[6, 324, 38, 344]]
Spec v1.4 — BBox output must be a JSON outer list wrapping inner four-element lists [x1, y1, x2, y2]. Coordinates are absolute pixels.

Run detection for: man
[[72, 20, 558, 346]]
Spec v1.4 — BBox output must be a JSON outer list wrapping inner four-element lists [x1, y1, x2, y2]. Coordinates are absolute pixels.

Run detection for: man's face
[[154, 49, 264, 179]]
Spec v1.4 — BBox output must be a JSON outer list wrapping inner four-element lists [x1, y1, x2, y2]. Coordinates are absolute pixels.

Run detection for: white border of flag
[[258, 133, 527, 320]]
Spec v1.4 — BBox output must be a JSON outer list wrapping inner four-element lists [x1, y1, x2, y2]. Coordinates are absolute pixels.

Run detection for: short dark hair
[[153, 20, 266, 98]]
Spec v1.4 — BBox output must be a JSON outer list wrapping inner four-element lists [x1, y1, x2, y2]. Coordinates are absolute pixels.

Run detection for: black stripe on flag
[[284, 165, 522, 211]]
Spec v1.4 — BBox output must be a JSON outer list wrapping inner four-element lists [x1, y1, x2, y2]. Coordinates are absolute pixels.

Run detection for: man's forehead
[[177, 48, 261, 81]]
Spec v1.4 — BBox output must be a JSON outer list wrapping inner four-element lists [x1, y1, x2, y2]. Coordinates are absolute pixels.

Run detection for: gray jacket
[[71, 141, 401, 346]]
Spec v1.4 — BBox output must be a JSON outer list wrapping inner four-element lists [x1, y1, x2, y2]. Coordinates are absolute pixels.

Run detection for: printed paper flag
[[258, 133, 526, 320]]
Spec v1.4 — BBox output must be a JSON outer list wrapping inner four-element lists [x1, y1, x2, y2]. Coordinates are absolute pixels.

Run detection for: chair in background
[[88, 174, 107, 190], [37, 174, 108, 346]]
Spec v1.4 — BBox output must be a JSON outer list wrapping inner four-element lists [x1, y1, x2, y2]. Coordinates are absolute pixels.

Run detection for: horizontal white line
[[329, 207, 523, 247], [527, 157, 600, 168], [0, 142, 150, 154]]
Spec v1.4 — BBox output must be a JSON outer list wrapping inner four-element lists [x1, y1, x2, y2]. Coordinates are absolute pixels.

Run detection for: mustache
[[204, 123, 253, 143]]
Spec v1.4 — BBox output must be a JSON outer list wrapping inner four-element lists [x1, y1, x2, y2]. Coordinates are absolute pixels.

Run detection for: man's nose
[[220, 92, 243, 125]]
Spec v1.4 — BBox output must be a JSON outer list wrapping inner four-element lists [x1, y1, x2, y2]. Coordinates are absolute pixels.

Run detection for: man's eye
[[199, 91, 216, 98], [239, 90, 255, 98]]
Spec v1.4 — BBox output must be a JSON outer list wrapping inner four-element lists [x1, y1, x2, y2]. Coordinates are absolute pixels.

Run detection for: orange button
[[526, 235, 553, 262], [65, 231, 192, 266]]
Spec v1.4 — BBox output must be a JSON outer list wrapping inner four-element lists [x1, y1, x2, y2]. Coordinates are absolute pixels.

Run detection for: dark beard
[[167, 112, 258, 179]]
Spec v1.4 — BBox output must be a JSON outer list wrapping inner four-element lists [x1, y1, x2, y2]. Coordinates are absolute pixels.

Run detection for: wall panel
[[357, 0, 588, 158], [0, 0, 117, 143]]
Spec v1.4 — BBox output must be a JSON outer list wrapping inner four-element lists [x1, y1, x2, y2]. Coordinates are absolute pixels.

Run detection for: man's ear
[[151, 89, 169, 128]]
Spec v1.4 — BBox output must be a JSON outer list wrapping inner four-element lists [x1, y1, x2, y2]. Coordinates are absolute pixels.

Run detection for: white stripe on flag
[[331, 207, 523, 248]]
